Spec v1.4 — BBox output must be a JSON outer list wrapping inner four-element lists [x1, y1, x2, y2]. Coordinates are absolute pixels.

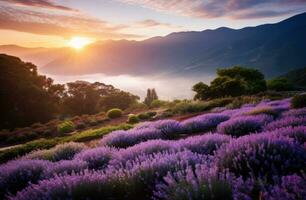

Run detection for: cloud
[[0, 0, 76, 11], [0, 6, 142, 39], [135, 19, 180, 28], [120, 0, 306, 19]]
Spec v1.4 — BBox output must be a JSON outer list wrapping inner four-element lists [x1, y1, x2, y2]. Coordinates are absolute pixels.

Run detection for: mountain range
[[1, 12, 306, 78]]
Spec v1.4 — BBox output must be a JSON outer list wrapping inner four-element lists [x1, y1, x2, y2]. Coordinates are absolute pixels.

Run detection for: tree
[[217, 66, 266, 94], [192, 82, 210, 100], [100, 91, 139, 111], [193, 66, 266, 100], [144, 88, 158, 106], [267, 78, 294, 91], [0, 54, 63, 129]]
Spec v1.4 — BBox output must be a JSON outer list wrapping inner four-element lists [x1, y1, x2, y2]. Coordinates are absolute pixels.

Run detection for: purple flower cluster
[[217, 114, 273, 137], [181, 113, 230, 133], [216, 133, 306, 179], [264, 116, 306, 131], [2, 98, 306, 200]]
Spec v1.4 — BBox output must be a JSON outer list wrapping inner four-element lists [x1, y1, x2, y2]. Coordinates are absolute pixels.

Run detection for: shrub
[[42, 160, 88, 178], [100, 128, 165, 148], [0, 159, 50, 198], [291, 94, 306, 108], [282, 108, 306, 118], [57, 121, 75, 134], [216, 133, 306, 180], [74, 147, 116, 170], [177, 133, 231, 155], [110, 140, 174, 167], [246, 106, 279, 117], [106, 108, 123, 119], [217, 115, 273, 137], [127, 114, 139, 124], [267, 78, 294, 91], [25, 142, 86, 161], [181, 113, 230, 133], [151, 99, 166, 108], [11, 171, 124, 200], [154, 165, 238, 200], [147, 111, 157, 117], [263, 175, 306, 200], [261, 126, 306, 145], [264, 116, 306, 131], [137, 112, 151, 120], [119, 150, 207, 199]]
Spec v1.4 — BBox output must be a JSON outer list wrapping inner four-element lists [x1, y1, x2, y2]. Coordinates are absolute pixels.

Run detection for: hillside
[[1, 13, 306, 77]]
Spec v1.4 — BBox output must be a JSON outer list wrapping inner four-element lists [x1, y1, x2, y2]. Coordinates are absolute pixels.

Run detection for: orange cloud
[[0, 6, 142, 39], [0, 0, 76, 11]]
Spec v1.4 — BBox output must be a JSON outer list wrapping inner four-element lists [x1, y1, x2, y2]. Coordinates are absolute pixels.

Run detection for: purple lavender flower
[[10, 171, 125, 200], [42, 159, 88, 178], [24, 142, 86, 161], [264, 116, 306, 131], [282, 108, 306, 118], [216, 133, 306, 180], [100, 128, 165, 148], [181, 113, 230, 133], [177, 133, 231, 154], [260, 126, 306, 146], [74, 147, 116, 169], [217, 114, 273, 137], [154, 164, 254, 200], [0, 159, 50, 198], [263, 174, 306, 200]]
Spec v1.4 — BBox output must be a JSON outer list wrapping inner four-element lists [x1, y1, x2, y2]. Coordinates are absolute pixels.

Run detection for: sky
[[0, 0, 306, 48]]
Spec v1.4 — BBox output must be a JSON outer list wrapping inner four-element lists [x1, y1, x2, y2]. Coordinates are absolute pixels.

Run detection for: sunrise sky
[[0, 0, 306, 48]]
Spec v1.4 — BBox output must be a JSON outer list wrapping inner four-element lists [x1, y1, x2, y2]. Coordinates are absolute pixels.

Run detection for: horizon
[[0, 0, 306, 48]]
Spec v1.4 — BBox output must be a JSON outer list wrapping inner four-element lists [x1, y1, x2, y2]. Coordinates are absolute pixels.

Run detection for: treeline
[[192, 66, 297, 100], [0, 54, 139, 129]]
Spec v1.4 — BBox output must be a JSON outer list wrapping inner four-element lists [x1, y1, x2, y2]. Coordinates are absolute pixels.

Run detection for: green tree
[[192, 82, 210, 100], [267, 78, 294, 91], [144, 88, 158, 106], [0, 54, 63, 129], [100, 91, 139, 111]]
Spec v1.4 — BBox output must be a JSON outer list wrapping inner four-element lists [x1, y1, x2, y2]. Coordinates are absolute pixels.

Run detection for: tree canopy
[[193, 66, 267, 100]]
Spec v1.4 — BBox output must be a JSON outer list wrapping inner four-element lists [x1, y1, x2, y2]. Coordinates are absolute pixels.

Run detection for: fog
[[48, 73, 215, 100]]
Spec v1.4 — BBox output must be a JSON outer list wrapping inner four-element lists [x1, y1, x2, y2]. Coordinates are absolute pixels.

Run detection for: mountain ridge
[[1, 12, 306, 77]]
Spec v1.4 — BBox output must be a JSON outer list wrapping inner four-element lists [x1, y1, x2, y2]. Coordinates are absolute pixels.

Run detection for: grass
[[0, 123, 133, 164]]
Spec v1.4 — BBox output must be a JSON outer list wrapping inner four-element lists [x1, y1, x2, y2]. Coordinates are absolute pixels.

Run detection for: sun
[[68, 37, 93, 49]]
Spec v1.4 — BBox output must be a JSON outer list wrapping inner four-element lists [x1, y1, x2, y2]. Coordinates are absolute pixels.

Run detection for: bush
[[127, 114, 139, 124], [154, 165, 236, 200], [74, 147, 115, 170], [57, 121, 75, 134], [291, 94, 306, 108], [106, 108, 123, 119], [137, 112, 151, 120], [267, 78, 294, 91], [181, 113, 230, 133], [25, 142, 86, 161], [264, 116, 306, 131], [246, 106, 279, 117], [217, 115, 273, 137], [0, 159, 50, 198], [150, 99, 166, 108], [216, 133, 306, 180]]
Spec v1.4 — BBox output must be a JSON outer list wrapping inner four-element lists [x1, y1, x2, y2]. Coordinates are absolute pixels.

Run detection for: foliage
[[57, 121, 75, 134], [106, 108, 123, 119], [25, 142, 86, 161], [0, 124, 133, 163], [267, 78, 294, 91], [291, 93, 306, 108], [127, 114, 139, 124], [0, 54, 64, 129], [100, 91, 139, 111], [193, 66, 267, 100], [150, 99, 166, 108], [144, 88, 158, 106]]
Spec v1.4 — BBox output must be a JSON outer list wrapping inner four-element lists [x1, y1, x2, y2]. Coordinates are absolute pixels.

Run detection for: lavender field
[[1, 98, 306, 200]]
